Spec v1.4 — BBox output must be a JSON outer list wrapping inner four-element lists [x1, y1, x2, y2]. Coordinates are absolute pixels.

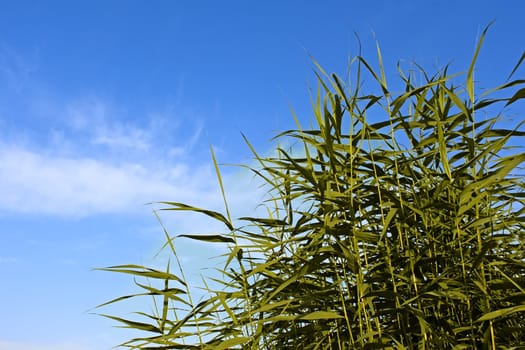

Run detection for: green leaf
[[160, 202, 234, 231], [298, 311, 344, 320], [178, 234, 235, 244], [98, 314, 162, 333], [506, 50, 525, 81], [467, 22, 492, 105], [239, 217, 288, 226], [207, 337, 251, 350], [505, 87, 525, 107], [476, 304, 525, 322], [95, 264, 186, 285]]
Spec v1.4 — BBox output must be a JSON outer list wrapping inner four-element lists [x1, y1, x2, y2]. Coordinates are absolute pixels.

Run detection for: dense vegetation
[[98, 29, 525, 349]]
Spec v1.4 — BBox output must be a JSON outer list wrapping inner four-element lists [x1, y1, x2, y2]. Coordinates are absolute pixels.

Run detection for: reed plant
[[98, 28, 525, 349]]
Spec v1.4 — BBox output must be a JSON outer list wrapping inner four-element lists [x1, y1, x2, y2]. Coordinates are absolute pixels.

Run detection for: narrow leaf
[[476, 305, 525, 322], [178, 234, 235, 244], [298, 311, 344, 320]]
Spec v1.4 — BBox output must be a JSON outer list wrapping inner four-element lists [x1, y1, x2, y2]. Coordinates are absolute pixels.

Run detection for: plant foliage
[[98, 31, 525, 349]]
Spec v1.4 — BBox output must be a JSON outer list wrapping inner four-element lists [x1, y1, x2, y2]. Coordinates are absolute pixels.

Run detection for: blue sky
[[0, 1, 524, 349]]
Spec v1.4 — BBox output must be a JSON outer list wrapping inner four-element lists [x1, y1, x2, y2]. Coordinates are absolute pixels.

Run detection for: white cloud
[[64, 97, 153, 151], [0, 139, 266, 219], [0, 89, 268, 218], [91, 127, 150, 150], [0, 69, 268, 218], [0, 144, 219, 217], [56, 97, 210, 159]]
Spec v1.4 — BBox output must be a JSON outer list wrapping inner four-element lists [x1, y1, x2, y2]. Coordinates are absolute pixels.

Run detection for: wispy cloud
[[0, 81, 238, 217], [91, 126, 150, 150], [0, 143, 220, 217], [0, 100, 263, 218], [0, 46, 265, 221], [65, 98, 152, 151]]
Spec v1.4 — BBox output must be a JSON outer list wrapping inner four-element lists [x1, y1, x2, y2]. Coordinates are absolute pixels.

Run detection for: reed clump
[[98, 28, 525, 349]]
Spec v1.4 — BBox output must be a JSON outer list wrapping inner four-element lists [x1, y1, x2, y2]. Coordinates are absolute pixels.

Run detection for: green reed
[[98, 27, 525, 349]]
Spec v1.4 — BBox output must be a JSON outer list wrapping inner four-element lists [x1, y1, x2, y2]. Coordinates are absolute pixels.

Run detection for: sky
[[0, 1, 524, 349]]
